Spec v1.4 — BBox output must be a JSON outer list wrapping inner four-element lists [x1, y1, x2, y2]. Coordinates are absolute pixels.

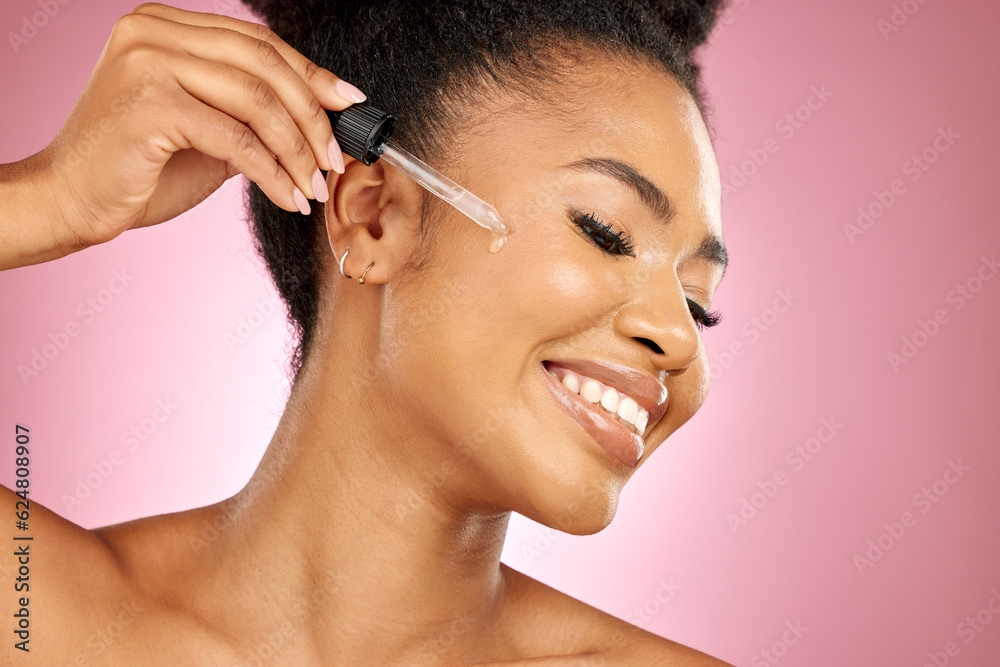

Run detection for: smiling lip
[[543, 358, 669, 428], [539, 360, 668, 469]]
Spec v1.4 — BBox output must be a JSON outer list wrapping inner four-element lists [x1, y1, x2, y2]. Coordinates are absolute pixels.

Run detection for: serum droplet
[[489, 231, 506, 254]]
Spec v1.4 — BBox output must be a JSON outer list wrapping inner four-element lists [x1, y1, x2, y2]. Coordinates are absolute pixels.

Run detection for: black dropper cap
[[328, 102, 397, 166]]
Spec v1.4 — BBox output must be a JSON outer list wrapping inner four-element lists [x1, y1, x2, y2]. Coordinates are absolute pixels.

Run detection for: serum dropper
[[328, 102, 508, 253]]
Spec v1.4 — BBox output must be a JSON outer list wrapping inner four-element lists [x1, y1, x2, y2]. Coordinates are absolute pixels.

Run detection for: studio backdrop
[[1, 1, 998, 665]]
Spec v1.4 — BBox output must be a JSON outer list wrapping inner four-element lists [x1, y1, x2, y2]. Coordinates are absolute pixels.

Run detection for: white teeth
[[580, 379, 603, 403], [617, 396, 638, 424], [600, 388, 619, 412], [635, 409, 649, 433], [547, 364, 651, 434]]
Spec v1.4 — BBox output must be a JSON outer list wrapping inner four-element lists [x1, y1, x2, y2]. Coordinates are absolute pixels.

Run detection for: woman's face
[[333, 56, 725, 534]]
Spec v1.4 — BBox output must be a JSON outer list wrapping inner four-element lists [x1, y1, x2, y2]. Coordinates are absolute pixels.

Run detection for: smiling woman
[[0, 0, 732, 664]]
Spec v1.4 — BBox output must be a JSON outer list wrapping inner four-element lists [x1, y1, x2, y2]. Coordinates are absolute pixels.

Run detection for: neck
[[203, 296, 513, 663]]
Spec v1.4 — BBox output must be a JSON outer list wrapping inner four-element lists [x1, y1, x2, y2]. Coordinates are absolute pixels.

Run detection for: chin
[[500, 440, 629, 536], [518, 488, 622, 536], [547, 489, 621, 536], [458, 365, 653, 536]]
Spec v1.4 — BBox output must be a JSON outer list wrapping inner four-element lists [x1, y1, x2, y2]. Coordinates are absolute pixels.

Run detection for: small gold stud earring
[[358, 261, 374, 284]]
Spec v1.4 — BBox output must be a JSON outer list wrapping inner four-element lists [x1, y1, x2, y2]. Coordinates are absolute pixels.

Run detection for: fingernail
[[311, 168, 329, 203], [293, 186, 311, 215], [335, 79, 367, 104], [328, 137, 345, 174]]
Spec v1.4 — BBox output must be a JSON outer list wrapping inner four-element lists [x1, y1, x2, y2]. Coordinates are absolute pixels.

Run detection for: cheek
[[507, 236, 624, 341], [375, 233, 532, 446], [687, 349, 711, 411], [660, 345, 711, 437], [376, 212, 620, 442]]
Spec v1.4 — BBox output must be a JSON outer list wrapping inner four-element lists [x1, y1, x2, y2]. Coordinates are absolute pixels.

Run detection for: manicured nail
[[335, 79, 367, 104], [327, 137, 345, 174], [311, 168, 329, 203], [292, 186, 311, 215]]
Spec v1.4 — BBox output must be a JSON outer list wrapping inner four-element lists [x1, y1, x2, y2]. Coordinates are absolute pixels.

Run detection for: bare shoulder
[[499, 563, 733, 666], [0, 484, 127, 663], [0, 485, 235, 665]]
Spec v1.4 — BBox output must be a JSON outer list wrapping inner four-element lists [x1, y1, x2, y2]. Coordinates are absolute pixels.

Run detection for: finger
[[159, 49, 325, 202], [126, 10, 347, 176], [164, 87, 307, 215], [131, 4, 365, 108]]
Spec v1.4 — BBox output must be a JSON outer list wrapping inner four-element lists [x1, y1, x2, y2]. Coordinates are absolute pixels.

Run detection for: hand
[[23, 2, 365, 257]]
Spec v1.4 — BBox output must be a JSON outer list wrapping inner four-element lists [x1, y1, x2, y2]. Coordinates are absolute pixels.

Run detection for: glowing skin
[[85, 55, 729, 664]]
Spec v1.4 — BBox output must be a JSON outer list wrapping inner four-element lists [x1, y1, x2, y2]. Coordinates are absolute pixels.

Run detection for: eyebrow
[[559, 157, 729, 272]]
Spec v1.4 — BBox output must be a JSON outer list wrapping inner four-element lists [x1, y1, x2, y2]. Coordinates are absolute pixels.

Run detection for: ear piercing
[[358, 262, 374, 284], [338, 247, 352, 279], [337, 246, 375, 285]]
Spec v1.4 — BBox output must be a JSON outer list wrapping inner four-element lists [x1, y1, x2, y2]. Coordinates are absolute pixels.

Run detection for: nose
[[613, 279, 702, 374]]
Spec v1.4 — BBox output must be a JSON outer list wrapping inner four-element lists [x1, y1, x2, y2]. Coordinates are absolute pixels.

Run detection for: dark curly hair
[[240, 0, 726, 382]]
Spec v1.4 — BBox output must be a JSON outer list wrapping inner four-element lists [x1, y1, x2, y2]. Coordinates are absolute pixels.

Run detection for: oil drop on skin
[[328, 102, 509, 253]]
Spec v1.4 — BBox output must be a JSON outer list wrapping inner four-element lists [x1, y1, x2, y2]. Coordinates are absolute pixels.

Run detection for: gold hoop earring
[[358, 261, 374, 285]]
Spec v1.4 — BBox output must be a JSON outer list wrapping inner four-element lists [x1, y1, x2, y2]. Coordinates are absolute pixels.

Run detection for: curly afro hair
[[239, 0, 727, 382]]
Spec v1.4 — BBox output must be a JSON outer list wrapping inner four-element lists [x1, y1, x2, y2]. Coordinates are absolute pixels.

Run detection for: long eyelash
[[572, 211, 636, 257], [572, 210, 720, 330], [687, 298, 724, 331]]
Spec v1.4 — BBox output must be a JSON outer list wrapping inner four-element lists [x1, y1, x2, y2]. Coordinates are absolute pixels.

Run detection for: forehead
[[450, 56, 723, 239]]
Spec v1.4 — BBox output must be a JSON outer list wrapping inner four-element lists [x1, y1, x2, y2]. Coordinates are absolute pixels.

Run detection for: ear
[[323, 157, 425, 285]]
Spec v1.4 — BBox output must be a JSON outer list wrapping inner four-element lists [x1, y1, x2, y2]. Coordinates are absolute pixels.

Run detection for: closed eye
[[687, 298, 723, 330], [571, 210, 635, 257], [571, 209, 722, 330]]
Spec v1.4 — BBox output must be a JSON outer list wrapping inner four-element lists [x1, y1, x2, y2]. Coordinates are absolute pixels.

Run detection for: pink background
[[3, 1, 999, 664]]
